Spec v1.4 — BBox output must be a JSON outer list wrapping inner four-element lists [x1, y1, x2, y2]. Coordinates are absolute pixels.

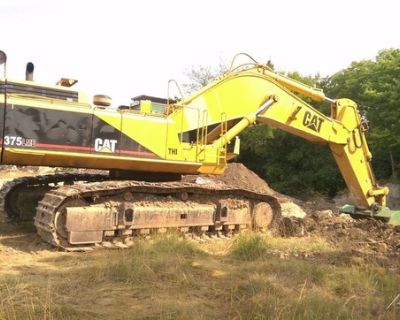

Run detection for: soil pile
[[183, 163, 276, 195], [281, 211, 400, 256], [183, 163, 307, 218]]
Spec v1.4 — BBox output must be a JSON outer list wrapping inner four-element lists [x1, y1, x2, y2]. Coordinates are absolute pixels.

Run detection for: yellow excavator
[[0, 51, 398, 250]]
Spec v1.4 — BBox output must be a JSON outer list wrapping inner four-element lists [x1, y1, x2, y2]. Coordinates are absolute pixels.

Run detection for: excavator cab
[[130, 95, 171, 115]]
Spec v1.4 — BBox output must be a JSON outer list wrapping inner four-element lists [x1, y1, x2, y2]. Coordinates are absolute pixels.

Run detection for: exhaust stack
[[25, 62, 34, 81], [0, 50, 7, 78]]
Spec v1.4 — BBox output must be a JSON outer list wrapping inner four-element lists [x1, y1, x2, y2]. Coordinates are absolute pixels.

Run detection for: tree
[[323, 49, 400, 181], [183, 62, 227, 94], [239, 128, 344, 197]]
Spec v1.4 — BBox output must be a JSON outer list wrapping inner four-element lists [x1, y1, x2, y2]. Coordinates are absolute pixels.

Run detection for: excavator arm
[[178, 55, 399, 224]]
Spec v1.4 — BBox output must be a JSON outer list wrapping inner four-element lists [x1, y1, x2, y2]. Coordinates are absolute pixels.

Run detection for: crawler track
[[0, 173, 109, 221], [34, 180, 281, 251]]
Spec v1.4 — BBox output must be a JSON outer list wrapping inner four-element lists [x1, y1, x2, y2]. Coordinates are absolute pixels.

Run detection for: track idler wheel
[[252, 202, 275, 231]]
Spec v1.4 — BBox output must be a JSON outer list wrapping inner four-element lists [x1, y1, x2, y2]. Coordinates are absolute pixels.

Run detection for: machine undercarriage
[[0, 174, 281, 251]]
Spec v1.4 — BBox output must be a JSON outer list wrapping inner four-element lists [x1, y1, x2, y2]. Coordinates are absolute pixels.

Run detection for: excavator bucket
[[340, 204, 400, 226]]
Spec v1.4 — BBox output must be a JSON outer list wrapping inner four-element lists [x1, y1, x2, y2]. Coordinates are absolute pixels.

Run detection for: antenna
[[0, 50, 7, 78]]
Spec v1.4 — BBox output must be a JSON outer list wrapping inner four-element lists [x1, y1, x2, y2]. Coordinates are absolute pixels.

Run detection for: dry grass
[[0, 230, 399, 320]]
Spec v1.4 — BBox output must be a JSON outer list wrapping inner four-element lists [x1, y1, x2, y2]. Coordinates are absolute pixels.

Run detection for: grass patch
[[1, 233, 399, 319], [229, 233, 333, 261], [228, 233, 400, 319], [228, 257, 400, 319], [267, 258, 327, 285], [0, 276, 94, 320], [230, 234, 269, 260], [260, 234, 333, 253], [81, 235, 204, 288]]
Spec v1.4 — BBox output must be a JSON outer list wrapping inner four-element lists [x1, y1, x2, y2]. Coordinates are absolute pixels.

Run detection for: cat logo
[[302, 111, 324, 133], [94, 138, 118, 153]]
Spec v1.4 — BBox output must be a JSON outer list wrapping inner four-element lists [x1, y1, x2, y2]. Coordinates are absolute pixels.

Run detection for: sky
[[0, 0, 399, 106]]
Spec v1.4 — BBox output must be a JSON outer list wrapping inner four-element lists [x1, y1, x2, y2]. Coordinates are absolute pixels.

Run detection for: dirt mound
[[183, 163, 307, 218], [183, 163, 275, 195], [281, 211, 400, 256]]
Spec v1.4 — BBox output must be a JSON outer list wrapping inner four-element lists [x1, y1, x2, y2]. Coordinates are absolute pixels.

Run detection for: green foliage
[[323, 48, 400, 180], [240, 126, 345, 197]]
